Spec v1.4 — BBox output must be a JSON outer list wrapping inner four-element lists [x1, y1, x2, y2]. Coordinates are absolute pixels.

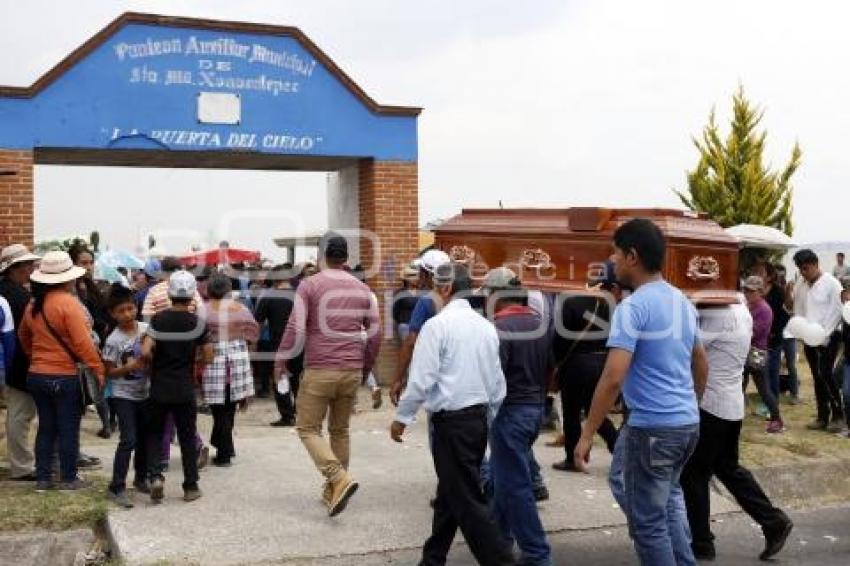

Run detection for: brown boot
[[328, 474, 359, 517], [322, 482, 333, 507]]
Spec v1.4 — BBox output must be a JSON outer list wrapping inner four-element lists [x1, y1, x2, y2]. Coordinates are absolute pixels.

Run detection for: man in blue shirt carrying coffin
[[574, 218, 709, 566]]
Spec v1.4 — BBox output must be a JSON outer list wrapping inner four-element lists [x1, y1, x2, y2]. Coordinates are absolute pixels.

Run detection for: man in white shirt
[[391, 263, 513, 566], [791, 249, 845, 431], [681, 303, 793, 561], [832, 252, 850, 279]]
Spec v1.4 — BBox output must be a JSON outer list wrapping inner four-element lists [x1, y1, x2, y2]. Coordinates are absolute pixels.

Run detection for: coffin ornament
[[686, 255, 721, 281]]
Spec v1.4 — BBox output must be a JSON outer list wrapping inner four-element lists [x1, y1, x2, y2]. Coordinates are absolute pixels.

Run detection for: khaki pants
[[5, 386, 36, 478], [295, 368, 361, 483]]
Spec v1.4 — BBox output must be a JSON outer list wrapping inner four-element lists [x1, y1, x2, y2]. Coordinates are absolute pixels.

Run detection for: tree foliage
[[675, 86, 801, 235], [33, 232, 97, 255]]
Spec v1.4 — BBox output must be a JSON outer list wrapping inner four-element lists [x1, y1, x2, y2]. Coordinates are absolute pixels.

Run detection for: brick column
[[358, 159, 419, 384], [0, 150, 34, 248]]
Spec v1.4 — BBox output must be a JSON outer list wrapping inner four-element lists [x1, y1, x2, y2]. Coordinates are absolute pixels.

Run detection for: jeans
[[422, 405, 514, 566], [768, 339, 799, 398], [681, 410, 788, 554], [744, 366, 781, 421], [295, 368, 360, 483], [490, 404, 551, 565], [146, 400, 199, 489], [803, 333, 844, 423], [109, 397, 150, 493], [27, 374, 82, 483], [616, 423, 699, 566]]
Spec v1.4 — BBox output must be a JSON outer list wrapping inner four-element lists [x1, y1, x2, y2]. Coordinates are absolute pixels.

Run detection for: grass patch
[[0, 476, 108, 532], [739, 361, 849, 468]]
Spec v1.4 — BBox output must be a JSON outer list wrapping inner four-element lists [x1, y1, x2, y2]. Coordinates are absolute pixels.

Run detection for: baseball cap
[[482, 267, 521, 290], [417, 249, 451, 274], [743, 275, 764, 291], [168, 270, 197, 299], [143, 258, 162, 278]]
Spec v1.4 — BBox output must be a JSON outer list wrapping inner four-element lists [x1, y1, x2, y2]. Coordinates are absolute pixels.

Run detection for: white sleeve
[[485, 328, 506, 421], [0, 298, 13, 332], [823, 278, 844, 333], [396, 320, 441, 426]]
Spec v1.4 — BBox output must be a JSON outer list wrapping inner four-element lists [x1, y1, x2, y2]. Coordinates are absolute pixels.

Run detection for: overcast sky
[[2, 0, 849, 261]]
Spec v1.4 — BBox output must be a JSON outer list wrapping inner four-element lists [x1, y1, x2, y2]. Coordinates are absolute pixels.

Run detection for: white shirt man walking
[[391, 263, 513, 566]]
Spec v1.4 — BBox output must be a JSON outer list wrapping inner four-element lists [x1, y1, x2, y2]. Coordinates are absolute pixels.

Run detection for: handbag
[[746, 346, 768, 372], [40, 310, 103, 407]]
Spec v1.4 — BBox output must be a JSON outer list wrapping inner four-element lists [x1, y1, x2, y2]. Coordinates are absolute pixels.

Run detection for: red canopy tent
[[178, 248, 261, 266]]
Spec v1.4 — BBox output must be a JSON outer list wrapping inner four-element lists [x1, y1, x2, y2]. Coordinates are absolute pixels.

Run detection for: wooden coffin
[[432, 207, 740, 303]]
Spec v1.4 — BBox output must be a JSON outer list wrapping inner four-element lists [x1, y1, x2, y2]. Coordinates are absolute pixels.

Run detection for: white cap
[[417, 249, 451, 274], [168, 270, 197, 299]]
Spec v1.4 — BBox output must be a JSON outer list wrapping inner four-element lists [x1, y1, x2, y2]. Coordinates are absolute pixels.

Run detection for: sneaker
[[77, 455, 102, 470], [760, 517, 793, 560], [691, 542, 716, 561], [805, 420, 828, 431], [96, 428, 111, 439], [545, 434, 566, 448], [835, 429, 850, 439], [371, 388, 383, 410], [552, 459, 579, 472], [11, 471, 37, 482], [35, 481, 54, 492], [766, 419, 785, 434], [328, 475, 359, 517], [107, 489, 134, 509], [150, 477, 165, 503], [183, 486, 202, 502], [212, 456, 232, 468], [133, 479, 151, 494], [270, 418, 295, 427], [197, 446, 210, 470], [58, 478, 92, 491], [826, 418, 845, 434], [752, 404, 770, 419], [533, 484, 550, 502]]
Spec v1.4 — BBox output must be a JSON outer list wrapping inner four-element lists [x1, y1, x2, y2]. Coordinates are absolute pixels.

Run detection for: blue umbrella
[[94, 262, 123, 283], [97, 249, 145, 269]]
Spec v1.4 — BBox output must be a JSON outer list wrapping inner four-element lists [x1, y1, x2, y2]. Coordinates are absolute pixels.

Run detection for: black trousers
[[210, 385, 237, 462], [560, 352, 619, 463], [681, 410, 787, 552], [146, 400, 199, 489], [275, 370, 301, 422], [803, 333, 844, 423], [421, 406, 514, 566], [109, 398, 149, 493]]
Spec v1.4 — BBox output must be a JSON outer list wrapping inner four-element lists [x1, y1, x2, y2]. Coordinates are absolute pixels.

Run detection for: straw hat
[[30, 251, 86, 285], [0, 244, 40, 274]]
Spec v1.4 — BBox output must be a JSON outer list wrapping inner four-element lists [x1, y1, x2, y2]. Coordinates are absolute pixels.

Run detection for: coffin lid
[[434, 207, 738, 246]]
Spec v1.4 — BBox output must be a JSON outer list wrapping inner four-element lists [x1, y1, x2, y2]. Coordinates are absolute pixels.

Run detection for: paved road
[[296, 503, 850, 565]]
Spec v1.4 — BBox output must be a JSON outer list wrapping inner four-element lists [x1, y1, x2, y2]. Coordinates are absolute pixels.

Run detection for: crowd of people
[[2, 223, 850, 565]]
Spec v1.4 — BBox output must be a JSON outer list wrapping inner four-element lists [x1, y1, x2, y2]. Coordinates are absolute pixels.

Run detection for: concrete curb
[[752, 458, 850, 505]]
